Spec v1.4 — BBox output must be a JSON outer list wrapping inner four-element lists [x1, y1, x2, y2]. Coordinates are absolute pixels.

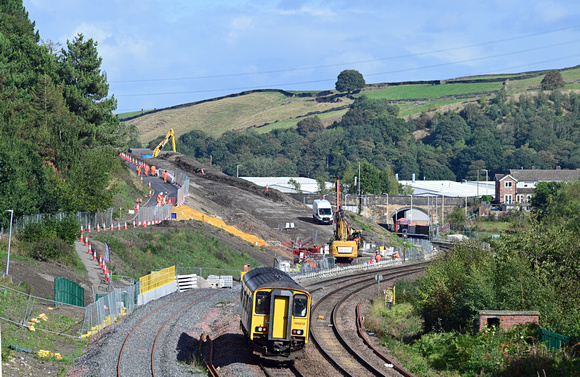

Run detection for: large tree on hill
[[541, 70, 565, 90], [335, 69, 366, 93], [59, 33, 126, 148]]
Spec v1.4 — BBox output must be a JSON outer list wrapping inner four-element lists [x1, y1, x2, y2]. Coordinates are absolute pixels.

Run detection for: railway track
[[309, 265, 423, 377], [260, 362, 305, 377], [116, 289, 220, 377]]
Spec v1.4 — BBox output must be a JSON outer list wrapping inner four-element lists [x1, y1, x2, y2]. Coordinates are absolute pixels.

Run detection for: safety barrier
[[174, 170, 190, 206], [6, 209, 113, 234], [0, 283, 86, 338], [82, 285, 139, 338], [138, 266, 177, 305], [136, 204, 173, 226], [290, 251, 437, 285], [172, 206, 267, 246]]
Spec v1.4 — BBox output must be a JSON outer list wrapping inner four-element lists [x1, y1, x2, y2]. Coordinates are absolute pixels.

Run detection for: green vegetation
[[335, 69, 366, 93], [0, 2, 126, 229], [177, 82, 580, 186], [0, 278, 89, 376], [93, 229, 258, 279], [367, 181, 580, 376]]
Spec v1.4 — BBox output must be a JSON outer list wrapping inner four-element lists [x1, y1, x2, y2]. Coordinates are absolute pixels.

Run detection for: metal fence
[[176, 267, 243, 281], [536, 327, 572, 350], [3, 209, 113, 234], [82, 284, 139, 338], [0, 283, 86, 338], [174, 170, 190, 206], [54, 276, 85, 307], [136, 204, 173, 225]]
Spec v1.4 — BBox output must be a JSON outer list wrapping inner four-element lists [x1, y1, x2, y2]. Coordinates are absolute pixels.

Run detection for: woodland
[[0, 1, 126, 227], [175, 86, 580, 195]]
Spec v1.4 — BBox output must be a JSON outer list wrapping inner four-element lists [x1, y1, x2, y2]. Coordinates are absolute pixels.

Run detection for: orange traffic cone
[[96, 224, 100, 232], [84, 235, 88, 246], [80, 232, 84, 242], [93, 251, 97, 261], [133, 220, 136, 228], [80, 225, 84, 235], [103, 222, 106, 231], [88, 242, 92, 254], [98, 255, 102, 266], [110, 222, 114, 231], [124, 221, 127, 230], [105, 271, 109, 282], [143, 221, 147, 228], [88, 223, 91, 233]]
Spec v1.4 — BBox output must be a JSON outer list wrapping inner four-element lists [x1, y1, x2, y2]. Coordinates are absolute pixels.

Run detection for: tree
[[296, 116, 324, 136], [335, 69, 366, 93], [288, 178, 302, 193], [541, 70, 565, 90], [59, 33, 125, 148]]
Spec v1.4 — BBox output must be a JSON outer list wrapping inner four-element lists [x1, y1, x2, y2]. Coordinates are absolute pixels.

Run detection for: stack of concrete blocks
[[206, 275, 233, 288], [176, 274, 198, 292]]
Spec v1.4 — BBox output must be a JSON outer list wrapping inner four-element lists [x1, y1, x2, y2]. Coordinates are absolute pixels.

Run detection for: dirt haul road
[[131, 149, 336, 260]]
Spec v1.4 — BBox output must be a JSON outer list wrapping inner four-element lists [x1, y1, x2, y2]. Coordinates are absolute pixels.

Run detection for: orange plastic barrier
[[172, 206, 267, 247]]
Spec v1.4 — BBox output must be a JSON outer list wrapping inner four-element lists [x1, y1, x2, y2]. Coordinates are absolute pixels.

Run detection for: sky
[[23, 0, 580, 114]]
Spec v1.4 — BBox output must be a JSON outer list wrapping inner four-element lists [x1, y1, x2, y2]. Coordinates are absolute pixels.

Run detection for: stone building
[[494, 168, 580, 208]]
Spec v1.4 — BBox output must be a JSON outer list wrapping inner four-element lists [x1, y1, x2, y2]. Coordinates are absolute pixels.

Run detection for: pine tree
[[59, 33, 126, 148]]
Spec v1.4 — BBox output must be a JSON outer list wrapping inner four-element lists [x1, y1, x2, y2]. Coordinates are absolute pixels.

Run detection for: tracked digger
[[330, 178, 360, 262], [152, 129, 176, 157]]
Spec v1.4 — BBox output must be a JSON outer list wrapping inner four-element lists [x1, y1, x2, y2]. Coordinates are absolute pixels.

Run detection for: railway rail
[[116, 289, 220, 377], [260, 362, 305, 377], [309, 265, 424, 377]]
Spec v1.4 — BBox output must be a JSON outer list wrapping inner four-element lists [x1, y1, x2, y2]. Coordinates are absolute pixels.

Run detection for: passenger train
[[240, 267, 311, 360]]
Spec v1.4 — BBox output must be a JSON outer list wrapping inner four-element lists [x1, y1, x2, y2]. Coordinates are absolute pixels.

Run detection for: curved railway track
[[309, 265, 423, 377], [117, 289, 220, 377], [260, 362, 305, 377]]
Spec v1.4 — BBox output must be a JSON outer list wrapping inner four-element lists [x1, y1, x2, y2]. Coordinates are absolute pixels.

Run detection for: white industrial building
[[398, 179, 494, 198]]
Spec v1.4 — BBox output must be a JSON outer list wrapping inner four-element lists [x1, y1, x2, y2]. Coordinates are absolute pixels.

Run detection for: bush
[[28, 238, 75, 266], [18, 217, 80, 246], [365, 301, 423, 342]]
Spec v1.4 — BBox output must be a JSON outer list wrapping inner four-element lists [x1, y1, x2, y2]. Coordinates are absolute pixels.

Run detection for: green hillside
[[122, 66, 580, 144]]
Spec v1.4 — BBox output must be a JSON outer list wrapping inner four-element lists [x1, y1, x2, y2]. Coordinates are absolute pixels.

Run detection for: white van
[[313, 199, 333, 225]]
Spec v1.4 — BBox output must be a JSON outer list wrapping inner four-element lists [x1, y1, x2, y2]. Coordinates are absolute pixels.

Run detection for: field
[[121, 66, 580, 144]]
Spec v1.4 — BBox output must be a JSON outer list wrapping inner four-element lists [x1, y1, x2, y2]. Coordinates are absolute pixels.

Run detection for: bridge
[[292, 193, 476, 227]]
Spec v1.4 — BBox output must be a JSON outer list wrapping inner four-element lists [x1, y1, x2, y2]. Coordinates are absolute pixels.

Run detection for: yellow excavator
[[330, 177, 359, 262], [152, 129, 176, 157]]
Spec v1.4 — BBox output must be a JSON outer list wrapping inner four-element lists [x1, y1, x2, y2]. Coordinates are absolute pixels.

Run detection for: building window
[[504, 194, 512, 204], [505, 181, 513, 188]]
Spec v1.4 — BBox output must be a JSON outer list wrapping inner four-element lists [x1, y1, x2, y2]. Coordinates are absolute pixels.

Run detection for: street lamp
[[4, 210, 13, 277], [462, 180, 467, 215], [482, 169, 489, 198], [236, 164, 242, 178]]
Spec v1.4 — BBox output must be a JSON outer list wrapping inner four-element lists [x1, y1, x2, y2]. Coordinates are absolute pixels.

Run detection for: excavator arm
[[152, 129, 176, 157]]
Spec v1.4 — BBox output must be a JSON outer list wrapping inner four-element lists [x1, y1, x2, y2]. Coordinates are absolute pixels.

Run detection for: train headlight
[[255, 326, 267, 332], [291, 329, 304, 335]]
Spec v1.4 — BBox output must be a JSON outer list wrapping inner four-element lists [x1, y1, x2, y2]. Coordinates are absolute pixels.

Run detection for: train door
[[268, 289, 292, 341]]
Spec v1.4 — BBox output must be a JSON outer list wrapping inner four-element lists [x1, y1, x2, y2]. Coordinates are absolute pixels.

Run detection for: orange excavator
[[330, 178, 359, 262]]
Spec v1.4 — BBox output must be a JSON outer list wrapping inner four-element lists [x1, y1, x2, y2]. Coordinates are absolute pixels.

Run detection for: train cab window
[[293, 294, 308, 317], [255, 291, 271, 314]]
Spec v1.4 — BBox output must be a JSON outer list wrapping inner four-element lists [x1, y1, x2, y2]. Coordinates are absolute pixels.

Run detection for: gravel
[[67, 286, 261, 377]]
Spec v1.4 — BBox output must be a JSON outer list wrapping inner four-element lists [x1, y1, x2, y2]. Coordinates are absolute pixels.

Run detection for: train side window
[[255, 291, 271, 314], [293, 294, 308, 317]]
